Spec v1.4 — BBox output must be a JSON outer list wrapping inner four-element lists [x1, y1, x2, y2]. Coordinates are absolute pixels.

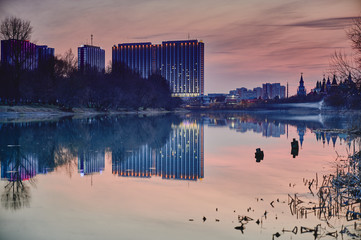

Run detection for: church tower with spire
[[297, 73, 306, 96], [320, 76, 326, 93], [332, 74, 337, 86], [326, 76, 331, 92]]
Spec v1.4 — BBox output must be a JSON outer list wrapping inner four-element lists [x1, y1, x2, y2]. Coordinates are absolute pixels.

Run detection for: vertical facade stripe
[[112, 40, 204, 97], [78, 45, 105, 72]]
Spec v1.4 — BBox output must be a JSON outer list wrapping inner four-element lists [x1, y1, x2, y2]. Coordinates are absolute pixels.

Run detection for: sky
[[1, 0, 360, 95]]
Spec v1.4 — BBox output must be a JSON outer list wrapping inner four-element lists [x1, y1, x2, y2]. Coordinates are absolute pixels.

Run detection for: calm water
[[0, 112, 360, 240]]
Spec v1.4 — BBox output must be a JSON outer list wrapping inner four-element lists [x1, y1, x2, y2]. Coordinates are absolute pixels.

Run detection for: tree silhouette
[[330, 16, 361, 88], [0, 17, 34, 101], [347, 17, 361, 65], [0, 17, 32, 40]]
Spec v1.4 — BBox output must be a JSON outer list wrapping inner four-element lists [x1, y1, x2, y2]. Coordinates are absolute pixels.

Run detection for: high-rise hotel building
[[112, 42, 153, 79], [78, 45, 105, 72], [112, 40, 204, 97]]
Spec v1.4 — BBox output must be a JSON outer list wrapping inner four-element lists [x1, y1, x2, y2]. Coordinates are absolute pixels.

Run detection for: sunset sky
[[1, 0, 360, 95]]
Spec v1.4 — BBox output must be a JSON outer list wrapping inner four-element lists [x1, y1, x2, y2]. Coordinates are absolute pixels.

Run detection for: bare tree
[[1, 174, 32, 210], [0, 16, 32, 41], [105, 60, 112, 74], [0, 17, 34, 101], [347, 16, 361, 63], [330, 50, 361, 81], [64, 48, 78, 72], [329, 16, 361, 87], [54, 49, 78, 78], [0, 17, 34, 69]]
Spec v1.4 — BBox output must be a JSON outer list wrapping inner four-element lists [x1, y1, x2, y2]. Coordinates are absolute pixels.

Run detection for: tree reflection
[[1, 143, 36, 210], [2, 112, 355, 211], [54, 146, 77, 178], [1, 171, 32, 210], [0, 114, 181, 210]]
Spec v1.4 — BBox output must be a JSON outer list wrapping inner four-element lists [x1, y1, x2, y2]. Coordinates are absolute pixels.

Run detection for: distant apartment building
[[244, 89, 257, 99], [207, 93, 227, 103], [1, 39, 54, 70], [254, 87, 263, 99], [236, 87, 247, 98], [231, 87, 258, 100], [229, 90, 237, 95], [78, 45, 105, 72], [262, 83, 272, 99], [271, 83, 281, 99], [112, 40, 204, 97], [262, 83, 285, 99], [280, 86, 286, 99], [228, 83, 285, 101]]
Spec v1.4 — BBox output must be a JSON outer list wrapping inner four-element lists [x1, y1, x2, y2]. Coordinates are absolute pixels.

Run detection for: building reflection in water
[[0, 117, 355, 183], [205, 114, 357, 150], [78, 150, 105, 176], [0, 115, 356, 184], [208, 117, 286, 138], [112, 121, 204, 181], [1, 114, 357, 212], [314, 130, 353, 149], [1, 152, 54, 181], [1, 153, 38, 181]]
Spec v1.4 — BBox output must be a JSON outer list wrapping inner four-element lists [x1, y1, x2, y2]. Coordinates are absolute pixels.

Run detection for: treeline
[[323, 85, 361, 109], [270, 83, 360, 109], [0, 54, 182, 111]]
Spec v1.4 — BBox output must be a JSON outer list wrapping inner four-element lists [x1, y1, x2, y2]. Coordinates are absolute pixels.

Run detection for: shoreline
[[0, 105, 188, 123], [0, 104, 360, 123]]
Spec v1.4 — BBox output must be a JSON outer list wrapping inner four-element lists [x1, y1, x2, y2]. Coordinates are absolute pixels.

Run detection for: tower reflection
[[112, 121, 204, 181]]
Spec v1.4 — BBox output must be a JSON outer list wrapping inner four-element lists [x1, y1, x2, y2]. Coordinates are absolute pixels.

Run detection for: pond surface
[[0, 112, 360, 240]]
